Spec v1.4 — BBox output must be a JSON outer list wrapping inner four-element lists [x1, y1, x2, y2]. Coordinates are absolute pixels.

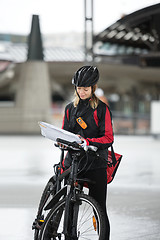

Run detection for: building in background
[[0, 4, 160, 134]]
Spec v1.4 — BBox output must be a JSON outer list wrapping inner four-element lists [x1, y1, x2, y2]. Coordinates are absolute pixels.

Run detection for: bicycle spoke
[[40, 193, 105, 240]]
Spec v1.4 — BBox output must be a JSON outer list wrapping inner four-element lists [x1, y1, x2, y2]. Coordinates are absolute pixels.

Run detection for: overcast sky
[[0, 0, 159, 35]]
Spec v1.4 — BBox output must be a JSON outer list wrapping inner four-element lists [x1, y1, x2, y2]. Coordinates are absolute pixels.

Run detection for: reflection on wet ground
[[0, 135, 160, 239]]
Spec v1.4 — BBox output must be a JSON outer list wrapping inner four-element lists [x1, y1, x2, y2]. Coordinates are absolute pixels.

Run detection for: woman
[[62, 65, 114, 240]]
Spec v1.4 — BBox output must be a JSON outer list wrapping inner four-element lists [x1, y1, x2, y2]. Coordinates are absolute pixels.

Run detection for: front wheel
[[33, 178, 56, 240], [39, 193, 106, 240]]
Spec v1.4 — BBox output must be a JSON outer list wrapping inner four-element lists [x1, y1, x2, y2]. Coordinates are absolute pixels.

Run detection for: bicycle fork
[[63, 190, 79, 240], [63, 153, 80, 239]]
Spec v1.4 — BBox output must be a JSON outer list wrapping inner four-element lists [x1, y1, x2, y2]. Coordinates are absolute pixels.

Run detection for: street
[[0, 135, 160, 239]]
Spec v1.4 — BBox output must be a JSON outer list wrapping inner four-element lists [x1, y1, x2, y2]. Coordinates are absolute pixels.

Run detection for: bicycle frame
[[44, 147, 89, 238]]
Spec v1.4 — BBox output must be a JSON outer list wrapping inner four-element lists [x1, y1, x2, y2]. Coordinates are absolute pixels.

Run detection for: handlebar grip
[[56, 138, 80, 149]]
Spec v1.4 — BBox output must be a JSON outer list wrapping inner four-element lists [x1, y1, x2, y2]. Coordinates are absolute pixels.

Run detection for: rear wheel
[[39, 193, 106, 240]]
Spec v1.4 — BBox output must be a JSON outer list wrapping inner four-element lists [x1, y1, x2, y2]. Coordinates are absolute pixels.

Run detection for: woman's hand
[[77, 135, 88, 149], [56, 142, 67, 149]]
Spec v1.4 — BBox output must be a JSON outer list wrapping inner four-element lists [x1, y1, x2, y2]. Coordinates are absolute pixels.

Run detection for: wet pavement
[[0, 135, 160, 240]]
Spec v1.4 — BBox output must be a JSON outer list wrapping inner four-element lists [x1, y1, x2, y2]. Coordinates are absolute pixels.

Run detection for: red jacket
[[62, 99, 114, 169]]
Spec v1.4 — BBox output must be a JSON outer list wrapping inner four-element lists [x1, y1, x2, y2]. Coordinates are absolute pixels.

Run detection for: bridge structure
[[0, 3, 160, 134]]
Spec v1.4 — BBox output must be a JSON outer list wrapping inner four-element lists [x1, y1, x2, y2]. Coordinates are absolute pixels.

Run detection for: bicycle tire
[[39, 193, 106, 240], [33, 178, 55, 240]]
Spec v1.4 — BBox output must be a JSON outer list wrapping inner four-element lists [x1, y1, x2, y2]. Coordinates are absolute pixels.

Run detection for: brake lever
[[88, 146, 98, 152], [84, 145, 98, 152]]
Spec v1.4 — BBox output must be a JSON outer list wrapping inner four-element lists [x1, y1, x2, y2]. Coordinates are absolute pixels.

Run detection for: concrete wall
[[0, 61, 52, 134]]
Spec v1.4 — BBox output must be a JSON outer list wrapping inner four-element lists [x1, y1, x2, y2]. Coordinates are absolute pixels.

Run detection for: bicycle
[[32, 138, 106, 240]]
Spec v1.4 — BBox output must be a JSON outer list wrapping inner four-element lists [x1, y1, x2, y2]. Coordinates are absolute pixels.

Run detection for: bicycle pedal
[[32, 220, 39, 230], [32, 218, 44, 230], [32, 221, 36, 230]]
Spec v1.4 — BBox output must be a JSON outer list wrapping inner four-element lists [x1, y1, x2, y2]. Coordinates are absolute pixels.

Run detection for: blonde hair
[[73, 85, 99, 109]]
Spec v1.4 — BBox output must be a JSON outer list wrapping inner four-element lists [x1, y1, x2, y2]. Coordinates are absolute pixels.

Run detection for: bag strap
[[76, 106, 93, 120], [111, 145, 117, 166]]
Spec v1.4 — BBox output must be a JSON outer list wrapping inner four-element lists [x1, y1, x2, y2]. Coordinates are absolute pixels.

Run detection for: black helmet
[[72, 66, 99, 87]]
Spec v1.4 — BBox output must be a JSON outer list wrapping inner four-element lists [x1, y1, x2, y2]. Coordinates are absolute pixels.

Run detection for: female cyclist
[[62, 65, 114, 240]]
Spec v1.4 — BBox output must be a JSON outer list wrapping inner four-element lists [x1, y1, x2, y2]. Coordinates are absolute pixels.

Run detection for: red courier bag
[[107, 145, 122, 184]]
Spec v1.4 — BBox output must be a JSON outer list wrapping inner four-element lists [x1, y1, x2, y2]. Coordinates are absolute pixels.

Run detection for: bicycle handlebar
[[56, 138, 98, 152], [56, 138, 80, 150]]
